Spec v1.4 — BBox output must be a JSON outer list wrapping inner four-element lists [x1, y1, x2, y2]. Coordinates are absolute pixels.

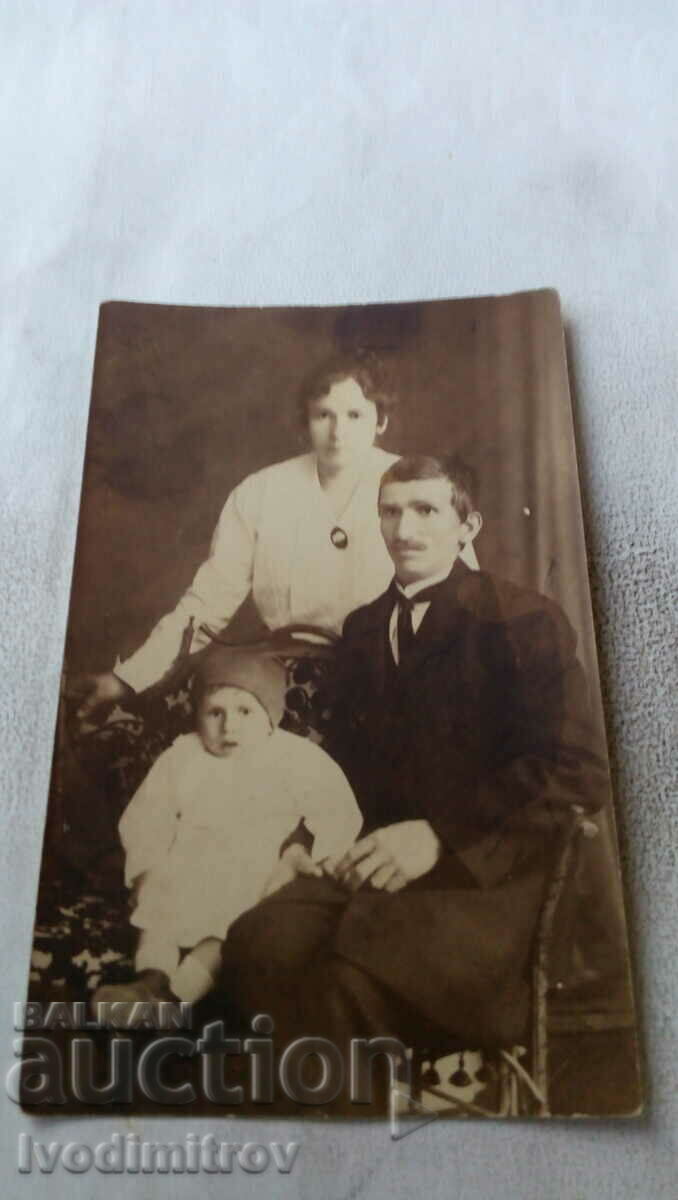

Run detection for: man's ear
[[460, 511, 483, 545], [376, 414, 388, 436]]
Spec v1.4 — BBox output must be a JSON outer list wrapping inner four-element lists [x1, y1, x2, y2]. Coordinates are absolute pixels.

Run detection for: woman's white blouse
[[116, 447, 399, 692]]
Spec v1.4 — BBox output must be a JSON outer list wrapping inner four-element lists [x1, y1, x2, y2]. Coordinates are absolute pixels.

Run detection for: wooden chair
[[408, 805, 599, 1118]]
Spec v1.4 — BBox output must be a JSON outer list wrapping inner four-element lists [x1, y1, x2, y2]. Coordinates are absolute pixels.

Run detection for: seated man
[[221, 453, 613, 1110]]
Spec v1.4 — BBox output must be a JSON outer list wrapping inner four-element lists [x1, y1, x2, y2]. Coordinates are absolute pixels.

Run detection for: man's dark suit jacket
[[325, 559, 634, 1042]]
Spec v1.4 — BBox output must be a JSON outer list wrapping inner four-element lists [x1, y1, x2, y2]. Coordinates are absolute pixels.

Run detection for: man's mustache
[[392, 540, 427, 551]]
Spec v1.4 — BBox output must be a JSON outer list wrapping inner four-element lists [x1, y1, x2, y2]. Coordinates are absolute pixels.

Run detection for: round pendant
[[330, 526, 349, 549]]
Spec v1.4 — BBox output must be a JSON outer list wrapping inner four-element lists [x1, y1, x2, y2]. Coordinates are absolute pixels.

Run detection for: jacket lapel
[[345, 558, 473, 694], [396, 557, 471, 681], [347, 585, 395, 698]]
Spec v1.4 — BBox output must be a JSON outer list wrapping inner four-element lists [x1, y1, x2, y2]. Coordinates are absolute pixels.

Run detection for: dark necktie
[[395, 579, 448, 665]]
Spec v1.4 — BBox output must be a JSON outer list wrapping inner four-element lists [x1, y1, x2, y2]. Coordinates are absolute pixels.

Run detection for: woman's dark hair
[[297, 353, 397, 424], [379, 453, 478, 521]]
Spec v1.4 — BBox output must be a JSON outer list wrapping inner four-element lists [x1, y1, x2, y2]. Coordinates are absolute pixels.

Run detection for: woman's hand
[[259, 843, 322, 899], [69, 671, 131, 726]]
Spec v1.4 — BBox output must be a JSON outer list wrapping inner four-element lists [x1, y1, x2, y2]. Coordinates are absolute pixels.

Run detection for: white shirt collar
[[394, 561, 456, 602]]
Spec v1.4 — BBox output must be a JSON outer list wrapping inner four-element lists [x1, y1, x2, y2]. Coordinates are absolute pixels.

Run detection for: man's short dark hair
[[298, 353, 396, 424], [379, 454, 478, 521]]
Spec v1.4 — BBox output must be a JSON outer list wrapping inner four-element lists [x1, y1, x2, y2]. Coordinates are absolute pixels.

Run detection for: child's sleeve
[[118, 748, 176, 887], [295, 742, 363, 863]]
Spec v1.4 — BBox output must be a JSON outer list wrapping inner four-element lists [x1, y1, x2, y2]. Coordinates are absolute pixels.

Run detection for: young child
[[93, 647, 362, 1007]]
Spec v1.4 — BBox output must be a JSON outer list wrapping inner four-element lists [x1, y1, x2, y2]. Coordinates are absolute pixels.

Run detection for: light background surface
[[1, 2, 675, 1197]]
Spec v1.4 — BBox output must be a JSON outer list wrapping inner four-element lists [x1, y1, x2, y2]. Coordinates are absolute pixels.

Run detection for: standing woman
[[78, 357, 418, 717]]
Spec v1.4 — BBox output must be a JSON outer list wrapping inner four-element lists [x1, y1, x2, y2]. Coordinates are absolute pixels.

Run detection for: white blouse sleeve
[[118, 748, 177, 887], [293, 741, 363, 863], [115, 473, 262, 693]]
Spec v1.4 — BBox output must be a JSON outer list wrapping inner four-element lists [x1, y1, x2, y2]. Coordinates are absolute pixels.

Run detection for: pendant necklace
[[330, 526, 349, 550], [321, 467, 363, 551]]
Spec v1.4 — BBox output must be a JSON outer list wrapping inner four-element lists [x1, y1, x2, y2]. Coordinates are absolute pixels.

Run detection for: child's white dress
[[119, 729, 362, 950]]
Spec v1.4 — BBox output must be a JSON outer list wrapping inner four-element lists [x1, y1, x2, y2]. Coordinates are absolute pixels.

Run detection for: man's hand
[[259, 843, 322, 899], [68, 671, 131, 726], [331, 820, 442, 893]]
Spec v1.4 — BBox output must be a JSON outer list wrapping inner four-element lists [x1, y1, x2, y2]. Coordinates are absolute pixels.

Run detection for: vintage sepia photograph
[[21, 291, 641, 1119]]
